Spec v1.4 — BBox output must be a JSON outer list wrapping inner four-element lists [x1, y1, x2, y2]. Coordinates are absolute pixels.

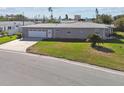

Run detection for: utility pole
[[22, 12, 24, 26]]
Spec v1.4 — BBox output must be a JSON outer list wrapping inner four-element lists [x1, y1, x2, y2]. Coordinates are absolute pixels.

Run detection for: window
[[8, 26, 11, 30], [80, 31, 84, 34], [67, 31, 71, 34], [95, 31, 100, 35]]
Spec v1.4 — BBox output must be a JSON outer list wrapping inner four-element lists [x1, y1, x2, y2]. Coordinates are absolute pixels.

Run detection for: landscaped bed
[[0, 35, 17, 44], [27, 32, 124, 71]]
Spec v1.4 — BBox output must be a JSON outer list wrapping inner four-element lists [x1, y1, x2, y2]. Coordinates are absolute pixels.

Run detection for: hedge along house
[[20, 22, 114, 40]]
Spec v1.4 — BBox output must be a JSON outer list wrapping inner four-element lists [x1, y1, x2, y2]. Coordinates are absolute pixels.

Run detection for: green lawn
[[27, 32, 124, 71], [0, 35, 17, 44]]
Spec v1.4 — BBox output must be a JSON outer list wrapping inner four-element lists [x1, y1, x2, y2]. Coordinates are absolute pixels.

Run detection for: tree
[[114, 17, 124, 31], [114, 14, 124, 20], [95, 8, 99, 22], [89, 34, 103, 47], [97, 14, 113, 24], [58, 16, 61, 22], [96, 8, 99, 16], [59, 16, 61, 20], [42, 15, 46, 23], [14, 14, 27, 21], [0, 14, 28, 21], [48, 7, 53, 20], [65, 14, 68, 20], [101, 14, 113, 24]]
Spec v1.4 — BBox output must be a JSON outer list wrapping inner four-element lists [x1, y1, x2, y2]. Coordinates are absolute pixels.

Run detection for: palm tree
[[95, 8, 99, 22], [65, 14, 68, 20], [48, 7, 53, 20], [89, 34, 103, 47], [96, 8, 99, 17]]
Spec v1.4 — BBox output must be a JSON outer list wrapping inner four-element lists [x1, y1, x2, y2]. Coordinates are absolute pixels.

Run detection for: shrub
[[0, 31, 8, 36], [15, 32, 22, 39], [48, 19, 60, 23]]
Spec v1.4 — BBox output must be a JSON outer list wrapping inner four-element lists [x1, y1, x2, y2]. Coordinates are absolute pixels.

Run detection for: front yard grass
[[0, 35, 17, 44], [27, 32, 124, 71]]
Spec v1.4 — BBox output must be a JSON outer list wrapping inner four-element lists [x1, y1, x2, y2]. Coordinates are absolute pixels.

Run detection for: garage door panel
[[28, 31, 46, 38]]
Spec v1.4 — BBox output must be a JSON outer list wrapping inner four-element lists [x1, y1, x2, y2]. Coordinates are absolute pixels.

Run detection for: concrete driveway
[[0, 39, 37, 52]]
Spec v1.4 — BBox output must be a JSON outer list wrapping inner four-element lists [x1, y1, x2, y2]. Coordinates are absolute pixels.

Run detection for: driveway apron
[[0, 39, 37, 52]]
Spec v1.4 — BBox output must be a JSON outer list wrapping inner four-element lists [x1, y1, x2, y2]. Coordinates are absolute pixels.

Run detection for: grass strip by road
[[0, 35, 17, 44], [27, 32, 124, 71]]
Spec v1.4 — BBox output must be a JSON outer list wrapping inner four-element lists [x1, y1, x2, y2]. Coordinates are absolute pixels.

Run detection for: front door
[[47, 29, 52, 38]]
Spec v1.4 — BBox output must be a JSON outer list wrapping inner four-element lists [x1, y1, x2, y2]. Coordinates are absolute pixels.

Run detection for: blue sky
[[0, 7, 124, 19]]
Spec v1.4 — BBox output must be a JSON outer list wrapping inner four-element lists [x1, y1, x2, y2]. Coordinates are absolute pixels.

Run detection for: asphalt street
[[0, 50, 124, 86]]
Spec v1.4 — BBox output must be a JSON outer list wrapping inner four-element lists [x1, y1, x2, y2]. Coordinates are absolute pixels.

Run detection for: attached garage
[[28, 30, 47, 38]]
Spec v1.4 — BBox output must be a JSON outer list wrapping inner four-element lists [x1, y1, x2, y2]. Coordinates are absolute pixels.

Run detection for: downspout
[[22, 12, 24, 26], [103, 28, 106, 39]]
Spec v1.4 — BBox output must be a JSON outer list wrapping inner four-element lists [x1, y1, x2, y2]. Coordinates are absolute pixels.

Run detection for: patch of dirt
[[89, 47, 114, 57]]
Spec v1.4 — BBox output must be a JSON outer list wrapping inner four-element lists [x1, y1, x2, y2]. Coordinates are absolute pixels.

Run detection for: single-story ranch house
[[0, 21, 34, 35], [20, 22, 114, 40]]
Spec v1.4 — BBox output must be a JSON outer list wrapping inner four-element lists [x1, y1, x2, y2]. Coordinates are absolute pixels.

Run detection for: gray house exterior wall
[[21, 27, 112, 40], [52, 28, 106, 39]]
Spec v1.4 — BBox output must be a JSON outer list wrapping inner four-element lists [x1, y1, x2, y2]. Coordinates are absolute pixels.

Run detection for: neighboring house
[[0, 21, 34, 35], [20, 22, 114, 40], [74, 15, 81, 21]]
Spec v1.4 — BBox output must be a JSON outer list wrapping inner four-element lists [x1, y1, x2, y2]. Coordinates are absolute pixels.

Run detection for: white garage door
[[28, 31, 46, 38]]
